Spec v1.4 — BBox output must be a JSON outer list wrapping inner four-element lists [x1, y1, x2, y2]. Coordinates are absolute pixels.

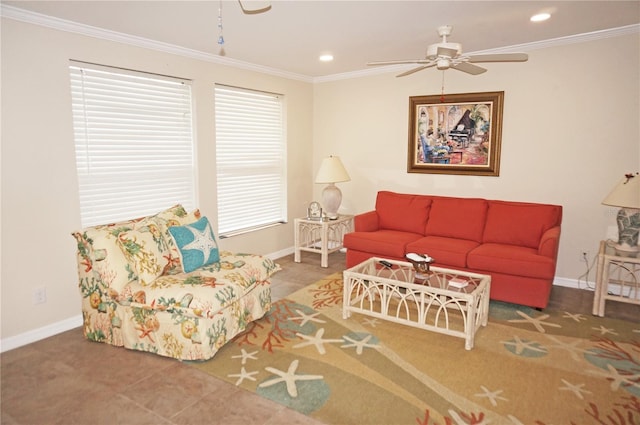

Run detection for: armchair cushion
[[168, 216, 220, 273], [116, 220, 169, 286]]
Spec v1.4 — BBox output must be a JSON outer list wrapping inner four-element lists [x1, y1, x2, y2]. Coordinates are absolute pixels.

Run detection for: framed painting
[[407, 91, 504, 176]]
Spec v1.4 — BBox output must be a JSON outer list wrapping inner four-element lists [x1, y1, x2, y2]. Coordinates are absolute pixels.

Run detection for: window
[[70, 62, 196, 227], [214, 85, 286, 236]]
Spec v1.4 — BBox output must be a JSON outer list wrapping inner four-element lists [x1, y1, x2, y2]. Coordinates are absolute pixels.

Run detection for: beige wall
[[1, 17, 639, 346], [313, 32, 640, 283], [1, 19, 313, 341]]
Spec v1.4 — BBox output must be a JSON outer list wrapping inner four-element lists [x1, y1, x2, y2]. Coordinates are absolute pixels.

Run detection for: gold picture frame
[[407, 91, 504, 176]]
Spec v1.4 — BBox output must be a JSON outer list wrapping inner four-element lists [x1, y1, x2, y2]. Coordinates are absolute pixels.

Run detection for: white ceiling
[[3, 1, 640, 79]]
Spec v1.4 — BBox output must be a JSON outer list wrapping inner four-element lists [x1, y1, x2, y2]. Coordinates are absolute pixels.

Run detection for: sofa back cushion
[[375, 191, 431, 235], [483, 201, 562, 248], [425, 197, 488, 242]]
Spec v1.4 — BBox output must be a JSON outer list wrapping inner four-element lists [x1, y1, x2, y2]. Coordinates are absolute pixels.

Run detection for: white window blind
[[70, 62, 196, 227], [215, 85, 286, 236]]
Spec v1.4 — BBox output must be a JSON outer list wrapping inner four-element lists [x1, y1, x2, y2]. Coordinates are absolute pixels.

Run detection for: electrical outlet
[[580, 250, 590, 263], [33, 287, 47, 304]]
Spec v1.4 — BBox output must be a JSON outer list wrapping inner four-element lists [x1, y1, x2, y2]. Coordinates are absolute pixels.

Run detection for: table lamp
[[315, 156, 350, 219], [602, 172, 640, 257]]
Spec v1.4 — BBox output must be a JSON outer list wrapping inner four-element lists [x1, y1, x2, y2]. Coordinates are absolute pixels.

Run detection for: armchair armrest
[[538, 226, 561, 259], [354, 211, 379, 232]]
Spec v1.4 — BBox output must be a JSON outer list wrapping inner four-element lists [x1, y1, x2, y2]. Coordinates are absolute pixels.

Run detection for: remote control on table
[[379, 260, 393, 268]]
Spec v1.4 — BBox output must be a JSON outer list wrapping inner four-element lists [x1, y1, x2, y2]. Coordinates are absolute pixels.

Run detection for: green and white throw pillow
[[168, 216, 220, 273]]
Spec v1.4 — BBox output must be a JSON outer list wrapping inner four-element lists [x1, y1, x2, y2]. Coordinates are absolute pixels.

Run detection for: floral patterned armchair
[[72, 205, 280, 361]]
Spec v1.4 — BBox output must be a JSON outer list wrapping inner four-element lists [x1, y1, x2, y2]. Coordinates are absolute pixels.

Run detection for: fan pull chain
[[440, 71, 446, 103], [217, 1, 225, 52]]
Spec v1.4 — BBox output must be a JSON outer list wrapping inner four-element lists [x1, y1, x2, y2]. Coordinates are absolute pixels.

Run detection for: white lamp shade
[[602, 173, 640, 209], [315, 156, 350, 184]]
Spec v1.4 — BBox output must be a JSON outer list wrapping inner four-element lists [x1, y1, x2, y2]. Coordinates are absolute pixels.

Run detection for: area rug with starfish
[[190, 273, 640, 424]]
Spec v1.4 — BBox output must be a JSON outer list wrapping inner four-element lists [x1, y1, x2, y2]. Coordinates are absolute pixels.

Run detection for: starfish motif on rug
[[183, 222, 217, 264], [588, 363, 640, 391], [259, 360, 324, 398], [508, 311, 561, 333], [294, 328, 343, 355], [362, 317, 380, 327], [559, 378, 592, 399], [290, 309, 326, 326], [544, 335, 586, 361], [341, 334, 377, 355], [231, 348, 258, 365], [502, 335, 548, 356], [562, 311, 587, 322], [474, 385, 508, 407], [591, 325, 618, 336], [228, 367, 259, 386]]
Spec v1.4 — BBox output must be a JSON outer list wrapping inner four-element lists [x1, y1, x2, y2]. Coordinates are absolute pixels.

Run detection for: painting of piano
[[407, 91, 504, 176]]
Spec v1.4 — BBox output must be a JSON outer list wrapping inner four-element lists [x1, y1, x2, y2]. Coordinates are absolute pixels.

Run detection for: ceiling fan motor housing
[[436, 58, 451, 70], [426, 42, 461, 59]]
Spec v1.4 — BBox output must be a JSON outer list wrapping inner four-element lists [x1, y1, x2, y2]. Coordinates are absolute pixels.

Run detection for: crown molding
[[0, 4, 313, 83], [3, 4, 637, 84], [316, 23, 640, 83]]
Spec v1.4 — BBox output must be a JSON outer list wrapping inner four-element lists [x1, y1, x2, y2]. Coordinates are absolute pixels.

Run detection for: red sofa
[[343, 191, 562, 309]]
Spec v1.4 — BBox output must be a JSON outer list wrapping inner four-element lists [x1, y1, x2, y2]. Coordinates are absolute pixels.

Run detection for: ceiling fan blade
[[451, 62, 486, 75], [237, 0, 272, 14], [468, 53, 528, 63], [396, 64, 437, 77], [367, 59, 432, 66]]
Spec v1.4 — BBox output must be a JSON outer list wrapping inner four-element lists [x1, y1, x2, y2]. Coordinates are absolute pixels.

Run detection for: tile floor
[[1, 251, 638, 424]]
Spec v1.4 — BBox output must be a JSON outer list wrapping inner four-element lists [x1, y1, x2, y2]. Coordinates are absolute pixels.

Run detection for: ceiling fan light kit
[[368, 25, 528, 77]]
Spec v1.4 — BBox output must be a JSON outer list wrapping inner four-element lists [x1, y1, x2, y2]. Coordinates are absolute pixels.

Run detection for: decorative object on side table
[[315, 155, 350, 220], [602, 172, 640, 257], [307, 201, 323, 221], [405, 252, 435, 278]]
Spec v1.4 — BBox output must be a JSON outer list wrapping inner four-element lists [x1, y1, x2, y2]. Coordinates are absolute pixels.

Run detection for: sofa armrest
[[538, 226, 561, 259], [354, 211, 379, 232]]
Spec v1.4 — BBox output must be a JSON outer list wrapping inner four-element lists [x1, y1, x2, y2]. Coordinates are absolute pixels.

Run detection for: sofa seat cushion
[[375, 191, 432, 234], [424, 198, 488, 242], [344, 230, 423, 259], [406, 236, 479, 268], [114, 252, 280, 320], [467, 243, 556, 279]]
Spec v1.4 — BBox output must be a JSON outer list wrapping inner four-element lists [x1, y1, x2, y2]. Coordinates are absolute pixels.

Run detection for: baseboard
[[0, 259, 591, 353], [265, 246, 294, 261], [553, 276, 595, 291], [1, 314, 83, 353], [0, 247, 296, 353]]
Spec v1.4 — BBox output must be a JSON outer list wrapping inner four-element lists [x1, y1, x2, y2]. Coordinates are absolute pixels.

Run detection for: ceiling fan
[[237, 0, 271, 15], [368, 25, 528, 77]]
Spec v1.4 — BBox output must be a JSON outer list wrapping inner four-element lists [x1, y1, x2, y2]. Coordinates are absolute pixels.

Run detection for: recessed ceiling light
[[531, 12, 551, 22], [319, 54, 334, 62]]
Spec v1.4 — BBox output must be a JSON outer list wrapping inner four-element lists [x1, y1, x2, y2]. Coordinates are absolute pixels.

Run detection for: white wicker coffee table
[[343, 257, 491, 350]]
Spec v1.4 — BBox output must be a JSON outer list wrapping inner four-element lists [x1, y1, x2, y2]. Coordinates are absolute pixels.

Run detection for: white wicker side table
[[294, 214, 354, 267], [592, 240, 640, 317]]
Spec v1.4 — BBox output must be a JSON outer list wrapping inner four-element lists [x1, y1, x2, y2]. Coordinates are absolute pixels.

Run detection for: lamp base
[[615, 208, 640, 253], [321, 183, 342, 219]]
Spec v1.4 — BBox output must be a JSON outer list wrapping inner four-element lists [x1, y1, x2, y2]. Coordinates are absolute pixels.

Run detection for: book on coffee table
[[448, 277, 469, 288]]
